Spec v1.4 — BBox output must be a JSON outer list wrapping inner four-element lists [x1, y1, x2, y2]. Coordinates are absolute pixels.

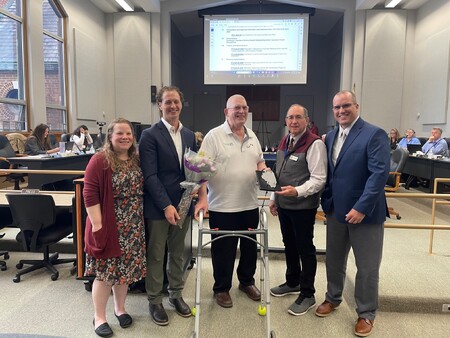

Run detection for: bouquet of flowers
[[176, 148, 219, 228]]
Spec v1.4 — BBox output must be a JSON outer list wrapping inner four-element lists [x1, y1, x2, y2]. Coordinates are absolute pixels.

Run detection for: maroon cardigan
[[83, 152, 122, 259]]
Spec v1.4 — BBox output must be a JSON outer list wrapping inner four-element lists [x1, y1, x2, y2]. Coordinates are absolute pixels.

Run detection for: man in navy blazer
[[139, 86, 196, 326], [315, 90, 390, 337]]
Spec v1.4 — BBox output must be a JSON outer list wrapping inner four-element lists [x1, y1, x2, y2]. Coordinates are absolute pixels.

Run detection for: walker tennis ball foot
[[192, 307, 197, 316], [258, 305, 267, 316]]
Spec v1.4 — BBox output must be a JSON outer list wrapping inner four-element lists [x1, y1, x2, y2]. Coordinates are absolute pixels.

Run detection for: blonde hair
[[390, 128, 400, 139], [101, 118, 140, 172]]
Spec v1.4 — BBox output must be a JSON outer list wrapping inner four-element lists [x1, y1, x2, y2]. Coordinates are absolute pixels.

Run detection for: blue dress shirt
[[422, 138, 448, 156]]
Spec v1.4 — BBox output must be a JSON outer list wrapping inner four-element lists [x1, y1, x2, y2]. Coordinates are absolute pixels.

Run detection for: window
[[43, 0, 67, 132], [0, 0, 26, 131]]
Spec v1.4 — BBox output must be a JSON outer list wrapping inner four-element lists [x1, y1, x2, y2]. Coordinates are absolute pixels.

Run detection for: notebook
[[406, 144, 422, 154], [256, 170, 281, 191]]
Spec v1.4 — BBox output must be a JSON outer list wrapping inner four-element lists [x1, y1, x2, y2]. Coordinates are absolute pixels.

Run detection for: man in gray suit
[[139, 86, 196, 326], [316, 90, 390, 337]]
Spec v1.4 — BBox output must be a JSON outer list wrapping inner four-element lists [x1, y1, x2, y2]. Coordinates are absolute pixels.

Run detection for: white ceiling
[[88, 0, 431, 37], [357, 0, 430, 10], [89, 0, 161, 12]]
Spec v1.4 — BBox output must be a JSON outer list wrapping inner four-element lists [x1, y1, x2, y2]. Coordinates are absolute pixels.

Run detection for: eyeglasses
[[227, 105, 249, 111], [333, 103, 354, 111], [285, 115, 306, 120]]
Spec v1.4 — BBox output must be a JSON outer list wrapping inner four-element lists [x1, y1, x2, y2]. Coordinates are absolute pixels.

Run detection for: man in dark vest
[[269, 104, 327, 316]]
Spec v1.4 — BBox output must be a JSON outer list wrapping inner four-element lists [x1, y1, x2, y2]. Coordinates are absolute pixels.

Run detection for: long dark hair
[[73, 125, 89, 146], [31, 123, 52, 151], [72, 125, 88, 137]]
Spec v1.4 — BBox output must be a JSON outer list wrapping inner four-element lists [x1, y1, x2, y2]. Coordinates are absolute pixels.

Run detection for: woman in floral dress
[[84, 118, 146, 337]]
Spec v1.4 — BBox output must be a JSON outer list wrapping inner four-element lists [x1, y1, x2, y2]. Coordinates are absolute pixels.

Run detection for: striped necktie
[[288, 137, 295, 152]]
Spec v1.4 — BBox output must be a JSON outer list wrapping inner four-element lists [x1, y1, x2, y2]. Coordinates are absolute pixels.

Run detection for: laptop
[[256, 170, 281, 191], [406, 144, 422, 154]]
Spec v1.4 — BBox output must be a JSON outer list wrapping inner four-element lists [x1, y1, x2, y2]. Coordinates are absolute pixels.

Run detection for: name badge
[[289, 155, 298, 161]]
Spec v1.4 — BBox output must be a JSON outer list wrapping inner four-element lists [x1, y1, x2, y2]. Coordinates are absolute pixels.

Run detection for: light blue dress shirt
[[422, 138, 448, 156], [398, 137, 420, 149]]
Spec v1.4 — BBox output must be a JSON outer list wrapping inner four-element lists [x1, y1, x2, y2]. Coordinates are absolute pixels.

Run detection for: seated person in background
[[24, 123, 60, 155], [389, 128, 400, 150], [422, 127, 448, 157], [308, 121, 319, 136], [397, 129, 421, 149], [194, 131, 204, 149], [70, 125, 93, 154]]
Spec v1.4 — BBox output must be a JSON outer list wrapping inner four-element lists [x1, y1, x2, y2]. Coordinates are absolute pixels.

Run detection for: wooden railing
[[430, 178, 450, 253], [378, 186, 450, 254], [259, 187, 450, 255]]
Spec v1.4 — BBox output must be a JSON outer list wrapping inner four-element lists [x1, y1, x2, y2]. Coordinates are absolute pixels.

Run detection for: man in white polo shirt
[[195, 94, 267, 308]]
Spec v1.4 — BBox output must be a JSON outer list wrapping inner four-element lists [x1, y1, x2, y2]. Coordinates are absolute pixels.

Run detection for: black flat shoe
[[114, 312, 133, 328], [93, 320, 113, 338]]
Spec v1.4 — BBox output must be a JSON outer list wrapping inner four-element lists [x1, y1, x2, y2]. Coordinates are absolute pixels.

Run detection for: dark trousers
[[209, 208, 259, 293], [278, 207, 317, 297]]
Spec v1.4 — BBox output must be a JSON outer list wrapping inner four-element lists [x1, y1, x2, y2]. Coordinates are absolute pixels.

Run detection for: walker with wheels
[[191, 208, 276, 338]]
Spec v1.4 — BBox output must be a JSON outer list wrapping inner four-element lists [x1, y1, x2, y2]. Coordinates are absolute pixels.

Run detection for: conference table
[[403, 155, 450, 192], [7, 153, 93, 189], [0, 190, 74, 206]]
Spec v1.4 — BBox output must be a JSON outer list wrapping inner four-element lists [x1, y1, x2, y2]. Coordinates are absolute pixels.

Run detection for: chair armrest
[[385, 171, 402, 192]]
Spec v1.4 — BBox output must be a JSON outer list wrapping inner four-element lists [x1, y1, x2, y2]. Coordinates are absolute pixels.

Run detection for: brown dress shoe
[[354, 318, 374, 337], [315, 300, 339, 317], [238, 284, 261, 301], [214, 291, 233, 308]]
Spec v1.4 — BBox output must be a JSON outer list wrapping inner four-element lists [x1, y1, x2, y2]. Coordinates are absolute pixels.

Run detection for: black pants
[[278, 207, 317, 297], [209, 208, 259, 293]]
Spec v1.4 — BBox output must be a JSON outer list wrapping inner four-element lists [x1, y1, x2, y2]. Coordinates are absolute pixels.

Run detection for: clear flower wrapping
[[176, 148, 220, 227]]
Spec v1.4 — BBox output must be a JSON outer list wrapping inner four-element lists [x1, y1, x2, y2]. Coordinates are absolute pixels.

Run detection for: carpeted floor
[[0, 187, 449, 337]]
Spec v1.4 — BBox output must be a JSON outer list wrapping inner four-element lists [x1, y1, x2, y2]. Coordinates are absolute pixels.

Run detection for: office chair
[[6, 133, 27, 154], [48, 133, 57, 148], [0, 134, 26, 190], [0, 208, 13, 271], [0, 228, 9, 271], [385, 147, 409, 219], [6, 193, 76, 282], [60, 133, 71, 142], [0, 206, 14, 271]]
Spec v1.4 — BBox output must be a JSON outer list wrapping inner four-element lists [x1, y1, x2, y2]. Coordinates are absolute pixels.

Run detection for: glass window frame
[[0, 1, 27, 132], [42, 0, 69, 133]]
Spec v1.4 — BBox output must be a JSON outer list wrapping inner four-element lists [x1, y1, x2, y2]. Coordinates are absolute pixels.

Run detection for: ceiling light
[[115, 0, 134, 12], [385, 0, 402, 8]]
